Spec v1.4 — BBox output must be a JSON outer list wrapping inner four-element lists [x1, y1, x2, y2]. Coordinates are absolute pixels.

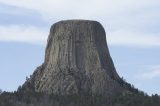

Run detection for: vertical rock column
[[26, 20, 123, 95]]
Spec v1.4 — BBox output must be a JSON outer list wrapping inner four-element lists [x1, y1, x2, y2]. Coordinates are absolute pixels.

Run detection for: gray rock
[[25, 20, 124, 95]]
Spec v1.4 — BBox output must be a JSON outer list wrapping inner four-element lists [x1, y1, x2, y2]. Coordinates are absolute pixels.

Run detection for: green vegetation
[[0, 88, 160, 106], [0, 77, 160, 106]]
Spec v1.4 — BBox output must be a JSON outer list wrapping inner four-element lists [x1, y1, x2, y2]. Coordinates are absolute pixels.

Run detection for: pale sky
[[0, 0, 160, 95]]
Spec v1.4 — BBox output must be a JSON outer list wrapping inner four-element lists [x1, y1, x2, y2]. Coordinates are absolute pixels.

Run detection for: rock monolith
[[24, 20, 124, 95]]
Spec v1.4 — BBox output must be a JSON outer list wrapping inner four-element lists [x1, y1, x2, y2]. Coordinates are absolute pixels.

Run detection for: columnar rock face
[[25, 20, 124, 95]]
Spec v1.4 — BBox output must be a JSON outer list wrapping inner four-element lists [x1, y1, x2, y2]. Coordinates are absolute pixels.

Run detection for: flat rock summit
[[24, 20, 124, 95]]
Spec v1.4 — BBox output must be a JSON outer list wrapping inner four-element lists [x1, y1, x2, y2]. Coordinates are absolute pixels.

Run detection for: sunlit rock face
[[25, 20, 124, 95]]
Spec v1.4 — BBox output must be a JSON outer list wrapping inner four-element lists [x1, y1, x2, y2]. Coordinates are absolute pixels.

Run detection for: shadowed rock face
[[25, 20, 123, 95]]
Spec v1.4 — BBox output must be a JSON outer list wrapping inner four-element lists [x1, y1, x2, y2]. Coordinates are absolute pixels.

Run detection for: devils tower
[[1, 20, 160, 106], [24, 20, 124, 95]]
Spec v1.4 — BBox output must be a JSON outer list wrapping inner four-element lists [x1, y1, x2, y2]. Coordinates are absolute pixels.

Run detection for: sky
[[0, 0, 160, 95]]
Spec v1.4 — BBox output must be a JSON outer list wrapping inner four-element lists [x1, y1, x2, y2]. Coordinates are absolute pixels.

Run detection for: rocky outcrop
[[24, 20, 124, 95]]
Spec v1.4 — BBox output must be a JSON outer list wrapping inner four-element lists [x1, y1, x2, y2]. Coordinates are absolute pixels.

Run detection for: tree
[[26, 76, 29, 81], [152, 94, 160, 103], [0, 89, 2, 94]]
